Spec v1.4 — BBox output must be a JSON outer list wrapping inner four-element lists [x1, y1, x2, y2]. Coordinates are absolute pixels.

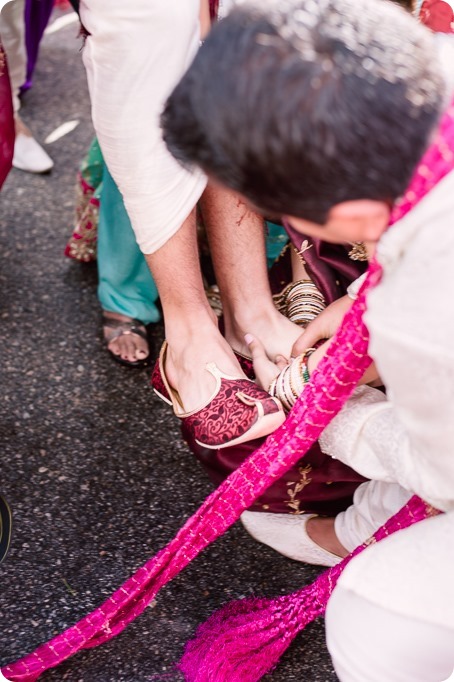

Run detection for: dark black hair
[[162, 0, 442, 224], [391, 0, 415, 10]]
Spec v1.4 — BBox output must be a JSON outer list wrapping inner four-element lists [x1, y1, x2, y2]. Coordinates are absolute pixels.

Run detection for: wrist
[[269, 348, 315, 412]]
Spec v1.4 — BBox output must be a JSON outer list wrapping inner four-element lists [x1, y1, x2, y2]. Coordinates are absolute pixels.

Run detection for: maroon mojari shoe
[[151, 343, 284, 449], [151, 348, 255, 405]]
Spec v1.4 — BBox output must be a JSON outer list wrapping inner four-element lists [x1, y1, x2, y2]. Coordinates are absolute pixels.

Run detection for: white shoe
[[13, 132, 54, 173], [241, 511, 342, 567]]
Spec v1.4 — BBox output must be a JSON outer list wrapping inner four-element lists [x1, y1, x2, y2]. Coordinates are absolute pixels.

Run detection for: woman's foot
[[102, 311, 150, 367]]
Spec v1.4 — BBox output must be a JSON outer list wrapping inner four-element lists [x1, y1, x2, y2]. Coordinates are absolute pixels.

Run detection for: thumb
[[292, 323, 323, 357], [244, 333, 267, 361]]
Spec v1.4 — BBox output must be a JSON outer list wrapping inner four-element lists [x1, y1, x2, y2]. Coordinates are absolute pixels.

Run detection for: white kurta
[[79, 0, 207, 255], [319, 170, 454, 629]]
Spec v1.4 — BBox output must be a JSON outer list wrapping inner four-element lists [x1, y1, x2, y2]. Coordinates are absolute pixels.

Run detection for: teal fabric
[[97, 164, 161, 325], [265, 221, 289, 268], [96, 162, 287, 322]]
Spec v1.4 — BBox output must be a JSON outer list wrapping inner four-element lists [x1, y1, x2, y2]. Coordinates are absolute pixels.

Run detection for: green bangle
[[301, 348, 315, 383]]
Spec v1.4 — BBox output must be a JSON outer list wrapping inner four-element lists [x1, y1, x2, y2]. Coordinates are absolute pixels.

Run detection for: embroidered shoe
[[233, 351, 255, 379], [151, 354, 172, 405], [151, 348, 255, 404], [152, 342, 285, 449], [240, 511, 342, 567]]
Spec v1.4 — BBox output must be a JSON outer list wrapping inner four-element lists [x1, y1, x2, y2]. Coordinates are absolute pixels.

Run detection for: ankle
[[103, 310, 133, 322], [165, 315, 219, 352], [15, 115, 32, 138], [306, 516, 348, 558]]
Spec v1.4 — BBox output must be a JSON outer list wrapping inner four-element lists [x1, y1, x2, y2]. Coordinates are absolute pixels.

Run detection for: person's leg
[[241, 480, 410, 565], [0, 0, 53, 173], [146, 208, 247, 410], [81, 1, 284, 443], [97, 163, 160, 365], [81, 0, 244, 406], [333, 480, 411, 551], [305, 480, 410, 555], [326, 586, 454, 682], [23, 0, 55, 90], [200, 184, 302, 361], [0, 0, 26, 113]]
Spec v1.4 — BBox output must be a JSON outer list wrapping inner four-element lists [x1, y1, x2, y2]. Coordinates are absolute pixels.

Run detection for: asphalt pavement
[[0, 10, 338, 682]]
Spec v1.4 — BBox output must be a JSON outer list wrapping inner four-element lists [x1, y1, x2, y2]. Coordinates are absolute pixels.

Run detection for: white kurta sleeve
[[79, 0, 206, 254], [321, 171, 454, 513], [319, 384, 454, 512]]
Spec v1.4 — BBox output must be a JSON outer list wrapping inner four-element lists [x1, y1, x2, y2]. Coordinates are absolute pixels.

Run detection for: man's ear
[[329, 200, 391, 242], [286, 215, 310, 234]]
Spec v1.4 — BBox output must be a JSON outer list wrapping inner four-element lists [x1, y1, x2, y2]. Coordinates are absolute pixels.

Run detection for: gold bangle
[[268, 377, 278, 397]]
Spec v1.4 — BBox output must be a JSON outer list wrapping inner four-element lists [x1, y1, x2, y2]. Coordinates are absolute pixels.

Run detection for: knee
[[326, 584, 454, 682], [325, 585, 366, 682]]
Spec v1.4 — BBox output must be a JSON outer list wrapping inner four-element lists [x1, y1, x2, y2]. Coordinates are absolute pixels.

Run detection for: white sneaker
[[13, 132, 54, 174], [241, 511, 342, 567]]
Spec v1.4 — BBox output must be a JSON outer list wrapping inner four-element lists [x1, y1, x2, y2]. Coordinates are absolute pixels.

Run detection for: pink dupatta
[[3, 101, 454, 682]]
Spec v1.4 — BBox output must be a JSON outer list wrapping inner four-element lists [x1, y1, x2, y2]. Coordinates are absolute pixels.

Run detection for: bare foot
[[225, 308, 303, 362], [306, 516, 349, 559], [164, 321, 246, 412], [103, 311, 149, 365]]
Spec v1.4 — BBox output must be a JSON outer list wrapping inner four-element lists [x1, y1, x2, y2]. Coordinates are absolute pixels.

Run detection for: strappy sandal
[[0, 495, 12, 565], [102, 315, 150, 368]]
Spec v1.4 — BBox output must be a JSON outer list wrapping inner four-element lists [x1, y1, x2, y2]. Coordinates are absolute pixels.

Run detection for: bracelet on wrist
[[269, 347, 316, 412]]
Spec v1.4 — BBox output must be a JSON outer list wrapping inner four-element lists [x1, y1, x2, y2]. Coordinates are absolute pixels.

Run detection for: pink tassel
[[179, 496, 440, 682]]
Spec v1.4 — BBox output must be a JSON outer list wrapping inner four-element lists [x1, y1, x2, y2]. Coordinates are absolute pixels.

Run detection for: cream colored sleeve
[[321, 169, 454, 513], [319, 381, 454, 513], [80, 0, 206, 254]]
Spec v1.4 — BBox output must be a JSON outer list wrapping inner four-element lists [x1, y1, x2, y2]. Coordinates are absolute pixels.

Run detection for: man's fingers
[[245, 333, 281, 389], [291, 323, 324, 357]]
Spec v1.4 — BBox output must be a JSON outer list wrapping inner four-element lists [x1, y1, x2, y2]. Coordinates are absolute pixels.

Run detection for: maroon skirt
[[0, 44, 14, 190], [183, 426, 367, 516]]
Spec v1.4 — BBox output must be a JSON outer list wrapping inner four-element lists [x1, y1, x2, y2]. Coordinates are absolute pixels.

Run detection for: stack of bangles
[[268, 348, 316, 412]]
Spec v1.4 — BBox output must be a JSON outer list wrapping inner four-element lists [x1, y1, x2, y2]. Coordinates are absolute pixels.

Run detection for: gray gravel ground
[[0, 10, 338, 682]]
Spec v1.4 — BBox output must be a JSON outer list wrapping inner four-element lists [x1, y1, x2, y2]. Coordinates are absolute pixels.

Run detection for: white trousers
[[334, 479, 411, 551], [327, 581, 454, 682], [327, 509, 454, 682], [80, 0, 207, 254], [0, 0, 25, 112]]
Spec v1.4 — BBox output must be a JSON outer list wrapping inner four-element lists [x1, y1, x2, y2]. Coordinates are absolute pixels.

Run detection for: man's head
[[162, 0, 443, 244]]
